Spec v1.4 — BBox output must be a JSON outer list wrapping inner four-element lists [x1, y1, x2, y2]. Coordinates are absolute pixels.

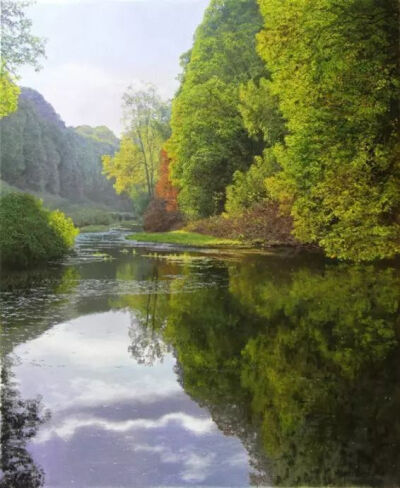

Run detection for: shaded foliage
[[0, 88, 129, 210], [143, 198, 183, 232], [188, 201, 295, 246], [0, 193, 78, 268], [167, 0, 266, 218], [0, 362, 50, 488]]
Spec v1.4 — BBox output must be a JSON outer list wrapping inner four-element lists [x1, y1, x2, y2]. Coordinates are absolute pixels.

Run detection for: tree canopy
[[162, 0, 400, 261], [102, 85, 170, 213], [167, 0, 266, 219], [256, 0, 400, 261]]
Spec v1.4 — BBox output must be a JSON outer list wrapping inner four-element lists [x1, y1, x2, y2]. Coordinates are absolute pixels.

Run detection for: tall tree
[[257, 0, 400, 261], [167, 0, 266, 219], [102, 85, 170, 207], [155, 149, 179, 212]]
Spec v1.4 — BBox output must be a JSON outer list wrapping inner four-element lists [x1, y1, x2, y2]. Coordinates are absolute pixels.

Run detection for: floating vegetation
[[92, 252, 114, 261], [142, 252, 212, 264]]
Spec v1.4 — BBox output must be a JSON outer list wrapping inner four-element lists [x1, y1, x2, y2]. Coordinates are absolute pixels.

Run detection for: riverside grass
[[127, 230, 244, 248]]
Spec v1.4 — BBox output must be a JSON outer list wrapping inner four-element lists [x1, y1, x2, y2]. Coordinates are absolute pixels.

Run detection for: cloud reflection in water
[[12, 311, 251, 487]]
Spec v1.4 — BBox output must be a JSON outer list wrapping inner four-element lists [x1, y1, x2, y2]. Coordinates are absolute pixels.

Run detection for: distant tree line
[[0, 88, 128, 209]]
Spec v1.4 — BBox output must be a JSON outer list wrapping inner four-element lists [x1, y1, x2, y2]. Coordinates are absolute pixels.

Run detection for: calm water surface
[[1, 231, 400, 487]]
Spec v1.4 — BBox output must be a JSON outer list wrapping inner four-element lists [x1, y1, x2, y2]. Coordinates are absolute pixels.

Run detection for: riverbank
[[80, 220, 142, 233], [127, 230, 245, 248]]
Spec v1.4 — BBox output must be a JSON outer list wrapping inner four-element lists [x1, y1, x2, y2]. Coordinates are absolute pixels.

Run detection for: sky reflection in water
[[3, 231, 400, 487], [11, 311, 253, 487]]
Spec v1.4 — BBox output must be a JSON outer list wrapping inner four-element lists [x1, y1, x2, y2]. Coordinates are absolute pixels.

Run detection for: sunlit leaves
[[257, 0, 400, 261]]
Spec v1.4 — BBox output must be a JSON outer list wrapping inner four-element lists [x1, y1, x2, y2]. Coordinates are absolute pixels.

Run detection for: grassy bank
[[127, 230, 244, 248], [80, 220, 142, 233], [78, 224, 112, 233]]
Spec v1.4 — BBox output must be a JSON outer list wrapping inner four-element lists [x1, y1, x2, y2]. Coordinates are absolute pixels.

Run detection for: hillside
[[0, 88, 129, 211]]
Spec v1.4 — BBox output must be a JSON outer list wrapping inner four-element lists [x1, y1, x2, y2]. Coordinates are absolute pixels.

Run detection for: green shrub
[[0, 193, 79, 268]]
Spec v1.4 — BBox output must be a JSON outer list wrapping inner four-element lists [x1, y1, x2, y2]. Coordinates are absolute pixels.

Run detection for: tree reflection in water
[[116, 256, 400, 486], [0, 358, 51, 488]]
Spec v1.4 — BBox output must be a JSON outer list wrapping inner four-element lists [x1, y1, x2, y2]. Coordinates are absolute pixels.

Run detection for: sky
[[20, 0, 209, 136]]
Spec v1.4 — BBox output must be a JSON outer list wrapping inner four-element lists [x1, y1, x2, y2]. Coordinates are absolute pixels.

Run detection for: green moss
[[127, 230, 244, 248]]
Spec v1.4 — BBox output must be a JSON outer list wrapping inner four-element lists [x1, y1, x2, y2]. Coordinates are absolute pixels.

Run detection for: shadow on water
[[0, 358, 50, 488], [1, 231, 400, 487]]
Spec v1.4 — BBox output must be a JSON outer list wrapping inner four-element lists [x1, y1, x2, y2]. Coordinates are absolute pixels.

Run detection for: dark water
[[1, 231, 400, 488]]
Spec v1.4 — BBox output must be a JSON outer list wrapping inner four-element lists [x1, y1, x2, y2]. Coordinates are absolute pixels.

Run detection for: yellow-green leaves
[[257, 0, 400, 261], [102, 138, 145, 195], [0, 69, 20, 118]]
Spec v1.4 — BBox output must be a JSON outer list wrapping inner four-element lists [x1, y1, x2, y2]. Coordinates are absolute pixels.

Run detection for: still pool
[[1, 231, 400, 487]]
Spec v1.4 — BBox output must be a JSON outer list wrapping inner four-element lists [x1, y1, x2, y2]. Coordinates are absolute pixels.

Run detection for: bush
[[143, 198, 183, 232], [0, 193, 79, 268], [187, 201, 297, 247]]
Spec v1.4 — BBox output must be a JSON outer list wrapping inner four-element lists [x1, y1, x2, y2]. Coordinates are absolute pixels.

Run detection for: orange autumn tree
[[155, 149, 179, 212], [143, 149, 182, 231]]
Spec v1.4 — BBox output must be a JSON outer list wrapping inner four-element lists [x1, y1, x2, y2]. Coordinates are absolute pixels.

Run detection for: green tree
[[0, 193, 78, 268], [257, 0, 400, 261], [167, 0, 266, 219], [102, 137, 147, 195], [102, 86, 170, 212]]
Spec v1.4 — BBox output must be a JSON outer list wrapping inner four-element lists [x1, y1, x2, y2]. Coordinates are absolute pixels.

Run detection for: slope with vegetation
[[0, 88, 132, 224], [150, 0, 400, 262]]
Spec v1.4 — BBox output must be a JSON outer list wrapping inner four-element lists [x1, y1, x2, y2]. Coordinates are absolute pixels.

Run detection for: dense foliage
[[256, 0, 400, 261], [0, 88, 129, 211], [167, 0, 266, 218], [0, 193, 78, 268], [162, 0, 400, 261]]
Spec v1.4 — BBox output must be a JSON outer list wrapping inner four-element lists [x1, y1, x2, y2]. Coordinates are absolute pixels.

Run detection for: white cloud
[[14, 311, 181, 411], [35, 412, 215, 442], [181, 452, 216, 483]]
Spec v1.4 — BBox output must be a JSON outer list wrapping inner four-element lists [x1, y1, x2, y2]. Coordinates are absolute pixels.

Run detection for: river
[[1, 231, 400, 487]]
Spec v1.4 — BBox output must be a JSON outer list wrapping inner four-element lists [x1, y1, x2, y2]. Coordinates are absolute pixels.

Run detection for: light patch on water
[[13, 311, 180, 409], [35, 412, 216, 443], [9, 310, 252, 487]]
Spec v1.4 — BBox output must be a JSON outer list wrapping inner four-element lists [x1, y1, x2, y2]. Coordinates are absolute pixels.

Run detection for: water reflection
[[7, 312, 252, 487], [1, 232, 400, 486], [0, 359, 50, 488]]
